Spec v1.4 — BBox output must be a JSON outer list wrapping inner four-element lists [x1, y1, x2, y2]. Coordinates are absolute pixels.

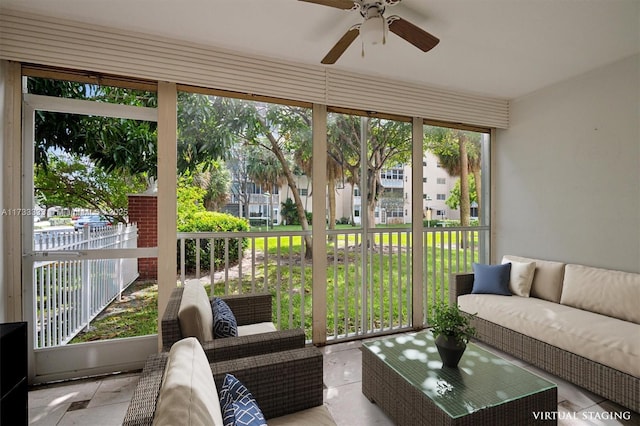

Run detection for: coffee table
[[362, 331, 557, 425]]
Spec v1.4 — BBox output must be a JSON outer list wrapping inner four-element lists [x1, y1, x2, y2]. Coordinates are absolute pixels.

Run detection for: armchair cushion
[[154, 337, 224, 426], [212, 298, 238, 338], [178, 280, 214, 343], [237, 322, 277, 336]]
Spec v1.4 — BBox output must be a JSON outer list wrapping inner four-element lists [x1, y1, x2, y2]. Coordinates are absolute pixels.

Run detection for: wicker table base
[[362, 331, 557, 426]]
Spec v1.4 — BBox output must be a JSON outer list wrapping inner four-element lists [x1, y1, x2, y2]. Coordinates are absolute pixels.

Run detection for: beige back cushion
[[560, 264, 640, 324], [154, 337, 223, 426], [178, 280, 214, 343], [503, 255, 566, 302]]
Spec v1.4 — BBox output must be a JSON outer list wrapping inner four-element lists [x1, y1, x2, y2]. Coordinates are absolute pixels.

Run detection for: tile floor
[[28, 337, 639, 425]]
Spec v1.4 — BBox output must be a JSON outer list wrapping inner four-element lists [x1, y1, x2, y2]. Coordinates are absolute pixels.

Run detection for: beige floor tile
[[87, 374, 139, 408], [323, 347, 363, 388], [57, 401, 129, 426], [325, 381, 393, 426], [29, 401, 70, 426], [28, 380, 100, 409]]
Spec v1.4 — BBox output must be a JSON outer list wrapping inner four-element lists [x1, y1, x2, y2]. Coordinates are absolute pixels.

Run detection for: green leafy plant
[[429, 302, 477, 345], [178, 211, 249, 272]]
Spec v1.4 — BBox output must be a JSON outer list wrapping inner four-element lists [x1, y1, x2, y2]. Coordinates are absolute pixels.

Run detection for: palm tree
[[246, 145, 287, 223], [424, 127, 482, 227], [294, 137, 345, 236]]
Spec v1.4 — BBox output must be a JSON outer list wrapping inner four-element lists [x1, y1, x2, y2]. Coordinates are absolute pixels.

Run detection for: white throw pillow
[[501, 257, 536, 297]]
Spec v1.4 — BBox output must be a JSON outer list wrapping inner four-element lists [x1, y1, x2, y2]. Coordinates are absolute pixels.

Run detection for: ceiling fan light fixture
[[360, 15, 387, 46]]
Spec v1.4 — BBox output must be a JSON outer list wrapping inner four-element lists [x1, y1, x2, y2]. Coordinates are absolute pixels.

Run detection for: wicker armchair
[[161, 286, 306, 362], [123, 346, 325, 426]]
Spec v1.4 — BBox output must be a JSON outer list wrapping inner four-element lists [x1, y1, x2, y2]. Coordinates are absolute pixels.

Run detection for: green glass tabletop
[[362, 331, 556, 419]]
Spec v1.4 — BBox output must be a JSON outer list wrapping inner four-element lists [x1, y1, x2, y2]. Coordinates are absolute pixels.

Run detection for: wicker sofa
[[450, 255, 640, 413], [123, 337, 335, 425], [162, 282, 306, 362]]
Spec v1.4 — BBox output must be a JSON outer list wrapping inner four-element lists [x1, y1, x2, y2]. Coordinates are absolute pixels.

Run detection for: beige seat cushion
[[237, 322, 277, 336], [458, 294, 640, 377], [503, 255, 565, 302], [178, 280, 214, 343], [267, 405, 336, 426], [153, 337, 224, 426], [561, 264, 640, 324]]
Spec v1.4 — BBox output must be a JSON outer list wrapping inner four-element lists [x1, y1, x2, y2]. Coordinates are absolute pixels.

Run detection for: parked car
[[73, 215, 111, 231]]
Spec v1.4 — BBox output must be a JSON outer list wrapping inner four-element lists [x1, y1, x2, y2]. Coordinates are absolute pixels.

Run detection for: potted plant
[[429, 302, 477, 368]]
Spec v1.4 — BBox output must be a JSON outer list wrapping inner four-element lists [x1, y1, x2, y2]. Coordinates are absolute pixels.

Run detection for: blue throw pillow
[[211, 297, 238, 338], [219, 374, 266, 426], [472, 263, 512, 296]]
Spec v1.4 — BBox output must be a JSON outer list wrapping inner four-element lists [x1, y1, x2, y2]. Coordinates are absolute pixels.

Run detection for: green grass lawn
[[70, 227, 482, 342], [70, 281, 158, 343]]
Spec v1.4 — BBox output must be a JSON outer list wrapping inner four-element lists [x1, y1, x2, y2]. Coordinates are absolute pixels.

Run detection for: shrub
[[177, 211, 249, 272], [338, 217, 350, 225]]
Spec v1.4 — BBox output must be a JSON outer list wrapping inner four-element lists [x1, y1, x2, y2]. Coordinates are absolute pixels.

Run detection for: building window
[[299, 188, 308, 196], [423, 161, 427, 167], [437, 194, 446, 200], [437, 178, 446, 184], [381, 168, 404, 180], [422, 177, 427, 183], [436, 209, 446, 217], [354, 188, 360, 196]]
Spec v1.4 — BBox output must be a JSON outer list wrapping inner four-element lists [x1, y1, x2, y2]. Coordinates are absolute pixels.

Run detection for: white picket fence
[[33, 223, 139, 348]]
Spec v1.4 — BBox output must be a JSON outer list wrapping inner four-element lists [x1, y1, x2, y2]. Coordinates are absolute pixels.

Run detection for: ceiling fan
[[299, 0, 440, 64]]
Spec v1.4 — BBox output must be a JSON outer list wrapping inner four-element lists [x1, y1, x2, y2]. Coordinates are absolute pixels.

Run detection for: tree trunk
[[473, 169, 481, 220], [259, 117, 313, 259], [327, 178, 336, 242], [458, 133, 470, 248], [367, 169, 378, 229]]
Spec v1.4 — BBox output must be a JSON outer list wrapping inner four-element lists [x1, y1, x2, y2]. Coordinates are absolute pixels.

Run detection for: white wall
[[495, 54, 640, 272]]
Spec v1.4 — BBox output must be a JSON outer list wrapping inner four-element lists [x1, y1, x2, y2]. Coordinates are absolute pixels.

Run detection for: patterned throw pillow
[[211, 297, 238, 338], [219, 374, 266, 426]]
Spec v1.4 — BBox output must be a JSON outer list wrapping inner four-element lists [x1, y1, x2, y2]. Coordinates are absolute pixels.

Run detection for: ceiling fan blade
[[321, 27, 359, 64], [298, 0, 356, 10], [388, 16, 439, 52]]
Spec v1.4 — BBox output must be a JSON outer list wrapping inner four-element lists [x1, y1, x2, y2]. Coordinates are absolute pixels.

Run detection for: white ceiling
[[2, 0, 639, 99]]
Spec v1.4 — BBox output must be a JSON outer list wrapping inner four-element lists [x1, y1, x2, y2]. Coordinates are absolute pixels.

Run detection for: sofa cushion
[[458, 294, 640, 378], [471, 263, 512, 296], [212, 298, 238, 338], [154, 337, 224, 426], [560, 264, 640, 324], [219, 374, 266, 426], [501, 257, 536, 297], [267, 405, 336, 426], [178, 280, 214, 343], [503, 255, 565, 303]]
